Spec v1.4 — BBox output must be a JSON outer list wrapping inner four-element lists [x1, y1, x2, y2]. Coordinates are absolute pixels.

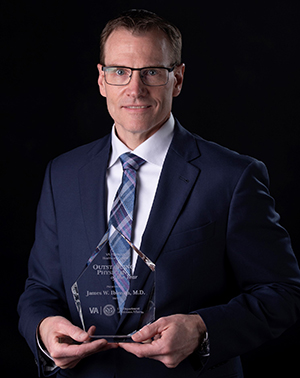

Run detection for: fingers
[[38, 314, 206, 370], [38, 316, 118, 370], [52, 334, 116, 369], [120, 314, 206, 369]]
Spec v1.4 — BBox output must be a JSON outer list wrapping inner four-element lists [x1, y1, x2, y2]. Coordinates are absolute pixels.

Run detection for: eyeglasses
[[102, 65, 176, 87]]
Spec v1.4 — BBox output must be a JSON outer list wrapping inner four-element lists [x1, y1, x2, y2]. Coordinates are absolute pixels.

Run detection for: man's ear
[[97, 64, 107, 97], [172, 63, 185, 98]]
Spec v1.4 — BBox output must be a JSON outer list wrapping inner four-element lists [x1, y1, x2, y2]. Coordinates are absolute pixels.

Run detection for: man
[[18, 9, 300, 378]]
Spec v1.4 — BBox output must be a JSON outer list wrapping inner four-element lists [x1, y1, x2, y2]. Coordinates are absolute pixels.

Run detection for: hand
[[119, 314, 207, 368], [38, 316, 118, 369]]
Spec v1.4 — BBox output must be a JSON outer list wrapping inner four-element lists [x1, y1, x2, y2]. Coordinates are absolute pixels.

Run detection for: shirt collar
[[108, 113, 175, 169]]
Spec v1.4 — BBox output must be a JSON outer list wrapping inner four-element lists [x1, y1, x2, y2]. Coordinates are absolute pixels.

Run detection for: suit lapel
[[78, 136, 122, 329], [121, 122, 201, 325], [78, 136, 111, 255], [140, 121, 201, 266]]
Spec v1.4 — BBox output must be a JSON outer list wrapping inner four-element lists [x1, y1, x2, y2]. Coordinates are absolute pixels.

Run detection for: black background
[[1, 1, 300, 376]]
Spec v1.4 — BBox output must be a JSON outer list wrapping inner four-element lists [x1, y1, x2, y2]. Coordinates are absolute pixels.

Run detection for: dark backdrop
[[1, 1, 300, 376]]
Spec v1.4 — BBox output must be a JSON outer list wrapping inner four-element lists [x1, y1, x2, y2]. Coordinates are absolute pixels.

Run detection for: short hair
[[100, 9, 182, 66]]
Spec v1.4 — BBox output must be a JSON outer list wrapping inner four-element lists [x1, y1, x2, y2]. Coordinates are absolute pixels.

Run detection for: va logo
[[103, 304, 115, 316]]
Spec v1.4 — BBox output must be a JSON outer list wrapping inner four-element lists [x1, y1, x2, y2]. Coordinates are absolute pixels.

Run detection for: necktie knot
[[120, 152, 146, 172]]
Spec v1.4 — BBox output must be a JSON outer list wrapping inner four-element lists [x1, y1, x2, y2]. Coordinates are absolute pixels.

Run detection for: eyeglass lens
[[104, 67, 170, 86]]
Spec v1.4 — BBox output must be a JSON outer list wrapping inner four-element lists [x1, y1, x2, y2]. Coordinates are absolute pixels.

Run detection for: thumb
[[60, 319, 90, 343], [131, 322, 159, 343]]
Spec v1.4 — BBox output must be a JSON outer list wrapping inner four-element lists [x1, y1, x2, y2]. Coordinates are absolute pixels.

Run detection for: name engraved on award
[[71, 226, 156, 342]]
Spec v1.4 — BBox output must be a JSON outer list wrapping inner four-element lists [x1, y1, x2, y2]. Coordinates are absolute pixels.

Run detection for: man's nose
[[125, 71, 147, 96]]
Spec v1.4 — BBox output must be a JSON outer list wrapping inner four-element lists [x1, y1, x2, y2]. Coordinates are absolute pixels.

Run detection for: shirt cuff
[[36, 325, 58, 373]]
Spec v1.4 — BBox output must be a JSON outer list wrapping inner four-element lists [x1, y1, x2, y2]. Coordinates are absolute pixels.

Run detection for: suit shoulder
[[174, 120, 266, 175], [196, 135, 255, 166], [192, 134, 269, 191], [51, 135, 111, 171]]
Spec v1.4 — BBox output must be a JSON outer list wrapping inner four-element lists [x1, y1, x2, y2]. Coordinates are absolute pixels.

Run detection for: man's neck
[[114, 114, 171, 150]]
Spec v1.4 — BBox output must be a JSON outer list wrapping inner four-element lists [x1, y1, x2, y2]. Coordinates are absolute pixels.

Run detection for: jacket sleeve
[[17, 161, 69, 376], [196, 160, 300, 370]]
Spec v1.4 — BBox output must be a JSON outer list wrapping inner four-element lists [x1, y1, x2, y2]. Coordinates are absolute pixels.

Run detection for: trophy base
[[90, 334, 135, 343]]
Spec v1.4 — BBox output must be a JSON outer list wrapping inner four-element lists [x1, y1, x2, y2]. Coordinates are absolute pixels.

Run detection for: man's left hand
[[119, 314, 207, 368]]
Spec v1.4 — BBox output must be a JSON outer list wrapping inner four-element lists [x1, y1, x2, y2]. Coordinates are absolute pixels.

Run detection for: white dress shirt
[[107, 114, 175, 271]]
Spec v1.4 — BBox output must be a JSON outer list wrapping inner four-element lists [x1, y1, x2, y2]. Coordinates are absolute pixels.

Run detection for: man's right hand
[[38, 316, 118, 369]]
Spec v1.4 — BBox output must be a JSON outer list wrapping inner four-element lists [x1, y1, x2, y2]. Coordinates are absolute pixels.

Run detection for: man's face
[[97, 28, 184, 148]]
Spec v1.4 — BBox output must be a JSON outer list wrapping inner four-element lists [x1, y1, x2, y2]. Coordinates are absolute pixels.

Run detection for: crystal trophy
[[71, 225, 156, 342]]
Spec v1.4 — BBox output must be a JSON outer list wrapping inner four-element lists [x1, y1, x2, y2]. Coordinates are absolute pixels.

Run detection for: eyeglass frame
[[101, 65, 177, 87]]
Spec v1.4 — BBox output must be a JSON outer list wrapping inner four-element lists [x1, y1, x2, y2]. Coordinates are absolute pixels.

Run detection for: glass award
[[71, 225, 156, 342]]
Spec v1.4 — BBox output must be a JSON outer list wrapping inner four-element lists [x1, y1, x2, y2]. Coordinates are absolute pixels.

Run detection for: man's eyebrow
[[105, 65, 167, 68], [104, 61, 167, 67]]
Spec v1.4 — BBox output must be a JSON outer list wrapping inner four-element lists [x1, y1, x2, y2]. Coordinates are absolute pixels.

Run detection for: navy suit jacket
[[18, 120, 300, 377]]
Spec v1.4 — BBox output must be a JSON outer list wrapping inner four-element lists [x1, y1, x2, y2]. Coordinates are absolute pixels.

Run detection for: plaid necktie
[[108, 152, 146, 313]]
